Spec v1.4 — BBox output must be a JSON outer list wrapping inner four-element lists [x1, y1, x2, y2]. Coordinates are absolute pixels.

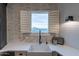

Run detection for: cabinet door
[[0, 17, 2, 49], [0, 4, 7, 49], [0, 17, 7, 49]]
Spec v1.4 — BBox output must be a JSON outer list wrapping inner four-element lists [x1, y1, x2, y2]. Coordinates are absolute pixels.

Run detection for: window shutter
[[48, 10, 59, 35], [20, 11, 31, 33]]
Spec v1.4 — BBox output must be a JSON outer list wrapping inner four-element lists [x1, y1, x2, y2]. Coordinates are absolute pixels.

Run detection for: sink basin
[[27, 44, 52, 56], [28, 44, 51, 52]]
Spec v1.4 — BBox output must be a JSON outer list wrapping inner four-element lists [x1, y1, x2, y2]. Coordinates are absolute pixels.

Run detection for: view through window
[[31, 11, 48, 33]]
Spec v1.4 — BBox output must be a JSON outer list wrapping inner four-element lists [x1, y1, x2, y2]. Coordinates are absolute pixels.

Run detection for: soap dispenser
[[52, 34, 57, 45], [46, 38, 48, 44]]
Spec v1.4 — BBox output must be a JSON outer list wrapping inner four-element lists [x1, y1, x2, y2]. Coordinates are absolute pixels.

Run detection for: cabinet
[[0, 4, 7, 49], [0, 51, 15, 56], [0, 51, 27, 56], [52, 51, 62, 56], [15, 51, 27, 56]]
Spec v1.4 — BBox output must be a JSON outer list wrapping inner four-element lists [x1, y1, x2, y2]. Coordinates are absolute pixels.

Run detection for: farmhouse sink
[[27, 44, 52, 56], [28, 44, 51, 52]]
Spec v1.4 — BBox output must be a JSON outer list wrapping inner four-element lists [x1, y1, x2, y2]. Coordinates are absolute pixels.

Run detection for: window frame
[[31, 11, 49, 33]]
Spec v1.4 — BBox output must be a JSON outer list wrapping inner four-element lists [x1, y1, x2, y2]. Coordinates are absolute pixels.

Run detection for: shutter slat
[[49, 10, 59, 35], [20, 11, 31, 33]]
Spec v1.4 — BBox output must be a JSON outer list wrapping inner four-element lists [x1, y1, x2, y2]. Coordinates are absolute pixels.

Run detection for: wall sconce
[[65, 16, 74, 21]]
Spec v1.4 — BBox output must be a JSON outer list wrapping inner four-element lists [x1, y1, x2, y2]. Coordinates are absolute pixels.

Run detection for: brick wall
[[7, 3, 59, 43]]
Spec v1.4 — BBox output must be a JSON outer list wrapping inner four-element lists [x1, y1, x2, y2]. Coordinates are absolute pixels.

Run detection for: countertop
[[48, 44, 79, 56], [0, 41, 79, 56]]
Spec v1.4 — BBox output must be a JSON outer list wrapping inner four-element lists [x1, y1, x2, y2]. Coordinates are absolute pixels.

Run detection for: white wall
[[59, 3, 79, 49]]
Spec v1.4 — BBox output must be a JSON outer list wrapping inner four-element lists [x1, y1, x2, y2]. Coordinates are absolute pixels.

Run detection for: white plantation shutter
[[20, 11, 31, 33], [20, 10, 59, 35], [48, 10, 59, 35]]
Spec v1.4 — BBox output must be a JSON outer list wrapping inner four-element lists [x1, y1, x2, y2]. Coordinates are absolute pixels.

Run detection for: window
[[31, 11, 48, 33]]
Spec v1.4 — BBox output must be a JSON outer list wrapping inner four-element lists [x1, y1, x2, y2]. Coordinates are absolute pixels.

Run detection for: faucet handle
[[46, 41, 48, 44]]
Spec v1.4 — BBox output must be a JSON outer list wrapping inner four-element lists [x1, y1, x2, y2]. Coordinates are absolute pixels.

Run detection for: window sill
[[22, 32, 55, 36], [30, 33, 50, 36]]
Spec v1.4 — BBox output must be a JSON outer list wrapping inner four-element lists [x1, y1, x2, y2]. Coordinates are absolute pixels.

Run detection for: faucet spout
[[39, 29, 42, 44]]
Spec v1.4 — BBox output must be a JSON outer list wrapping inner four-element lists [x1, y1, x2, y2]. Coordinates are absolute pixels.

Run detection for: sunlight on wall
[[61, 21, 79, 29], [60, 21, 79, 49]]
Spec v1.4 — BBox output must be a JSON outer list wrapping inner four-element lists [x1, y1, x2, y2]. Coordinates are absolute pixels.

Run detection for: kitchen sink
[[28, 44, 51, 52], [27, 44, 52, 56]]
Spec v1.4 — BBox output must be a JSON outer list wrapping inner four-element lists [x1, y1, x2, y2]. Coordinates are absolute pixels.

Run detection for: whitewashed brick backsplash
[[7, 3, 59, 43]]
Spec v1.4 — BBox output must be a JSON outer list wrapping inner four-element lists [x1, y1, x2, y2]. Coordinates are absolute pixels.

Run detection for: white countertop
[[48, 44, 79, 56], [0, 41, 79, 56]]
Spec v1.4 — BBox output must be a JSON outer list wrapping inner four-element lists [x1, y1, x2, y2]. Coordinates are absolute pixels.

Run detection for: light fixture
[[65, 16, 74, 21]]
